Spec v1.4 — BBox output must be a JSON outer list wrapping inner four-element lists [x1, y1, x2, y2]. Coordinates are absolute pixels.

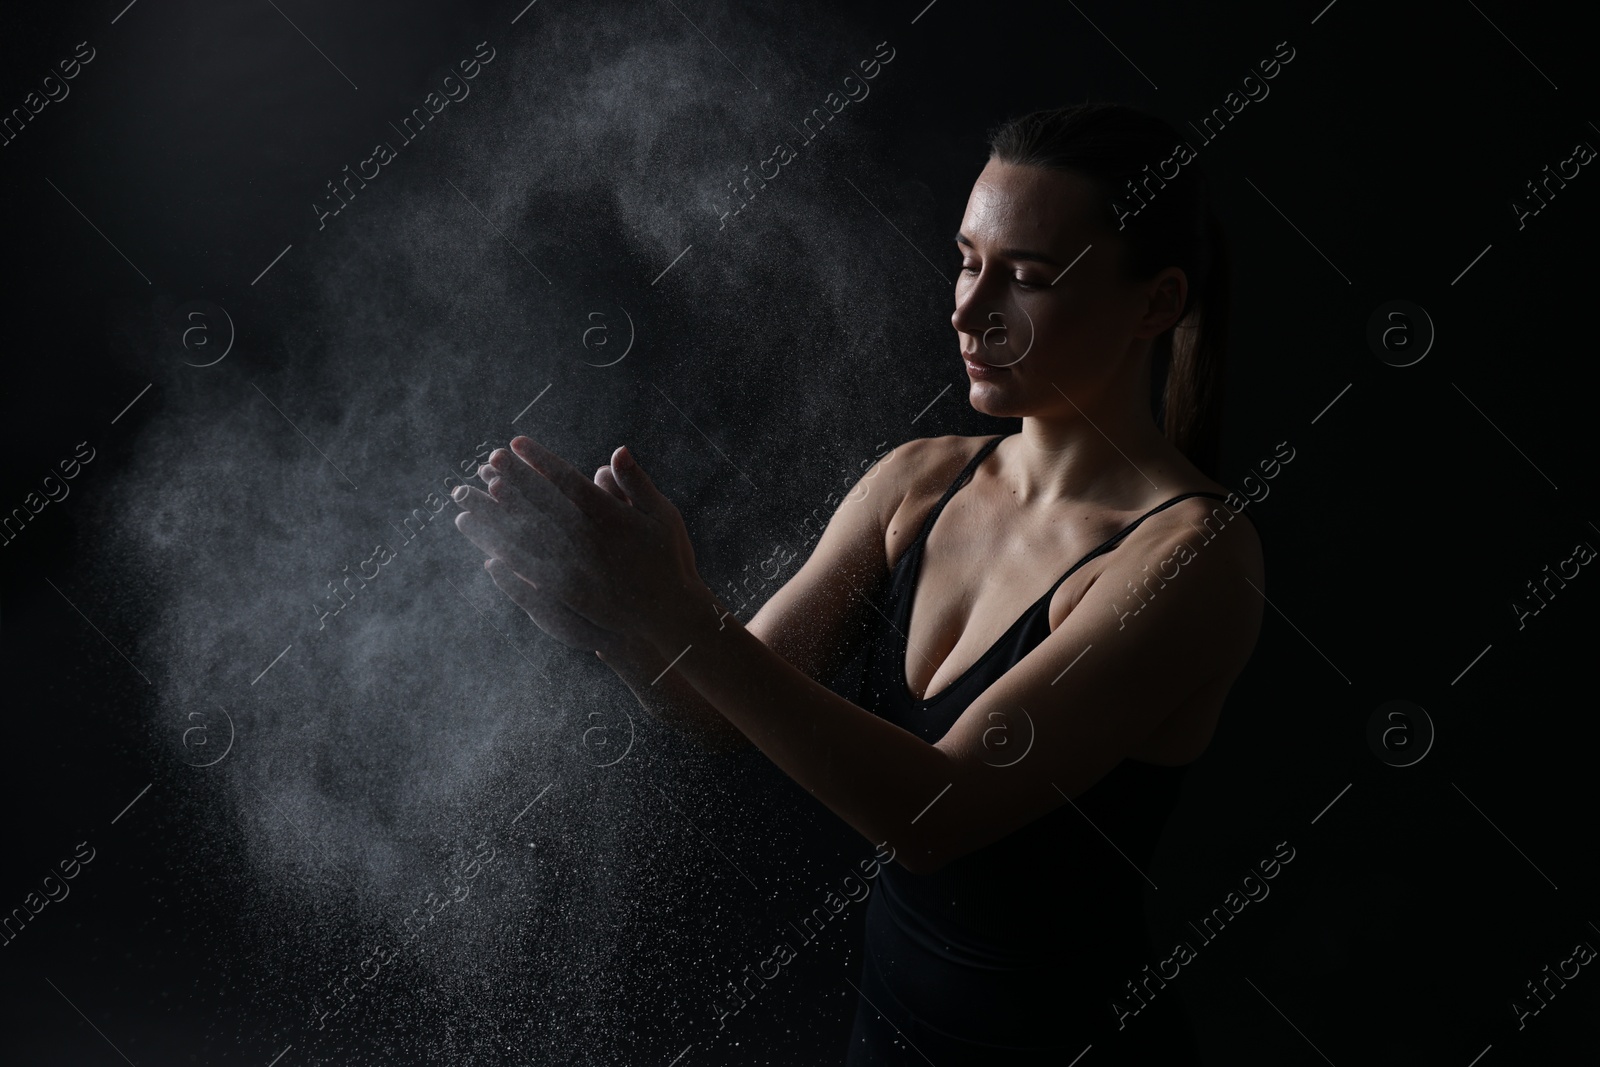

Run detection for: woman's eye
[[956, 262, 1048, 287]]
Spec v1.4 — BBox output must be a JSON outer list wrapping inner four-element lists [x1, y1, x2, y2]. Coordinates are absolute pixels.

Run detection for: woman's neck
[[1005, 411, 1194, 508]]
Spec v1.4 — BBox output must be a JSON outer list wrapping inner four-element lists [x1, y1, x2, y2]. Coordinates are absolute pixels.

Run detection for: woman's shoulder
[[1134, 478, 1266, 582], [843, 434, 985, 556], [873, 434, 997, 509], [893, 433, 1005, 483]]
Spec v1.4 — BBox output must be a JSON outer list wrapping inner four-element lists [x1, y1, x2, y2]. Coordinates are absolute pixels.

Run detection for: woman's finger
[[451, 484, 493, 509], [478, 454, 584, 539], [509, 436, 621, 517], [594, 464, 629, 503], [468, 474, 585, 568], [605, 445, 675, 521], [484, 558, 615, 651], [454, 509, 561, 589]]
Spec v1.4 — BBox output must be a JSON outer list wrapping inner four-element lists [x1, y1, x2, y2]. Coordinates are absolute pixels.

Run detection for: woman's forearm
[[600, 645, 750, 754], [596, 591, 751, 755], [640, 580, 953, 871]]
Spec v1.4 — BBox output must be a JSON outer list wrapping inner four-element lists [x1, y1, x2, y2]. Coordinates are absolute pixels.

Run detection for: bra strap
[[909, 434, 1007, 550], [1039, 490, 1248, 598]]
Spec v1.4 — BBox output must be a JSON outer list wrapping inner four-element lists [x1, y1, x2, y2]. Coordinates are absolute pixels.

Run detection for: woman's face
[[952, 159, 1185, 418]]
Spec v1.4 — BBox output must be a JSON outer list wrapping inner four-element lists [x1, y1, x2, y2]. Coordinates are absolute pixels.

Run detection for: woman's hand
[[451, 436, 705, 653]]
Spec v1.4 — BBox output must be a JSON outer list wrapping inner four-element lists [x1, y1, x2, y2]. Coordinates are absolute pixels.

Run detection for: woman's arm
[[582, 441, 915, 758], [586, 443, 912, 755], [632, 495, 1264, 876], [457, 434, 1262, 875], [595, 595, 750, 755]]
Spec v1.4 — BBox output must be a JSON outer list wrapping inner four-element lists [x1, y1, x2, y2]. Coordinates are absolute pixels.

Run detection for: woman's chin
[[967, 377, 1022, 416]]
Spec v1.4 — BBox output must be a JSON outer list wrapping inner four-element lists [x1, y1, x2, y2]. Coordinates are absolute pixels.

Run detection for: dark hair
[[986, 101, 1230, 478]]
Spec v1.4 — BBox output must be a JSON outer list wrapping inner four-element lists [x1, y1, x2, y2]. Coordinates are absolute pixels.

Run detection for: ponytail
[[1161, 208, 1229, 478]]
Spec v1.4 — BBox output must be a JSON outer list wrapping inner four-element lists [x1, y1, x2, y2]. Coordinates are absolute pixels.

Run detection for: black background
[[2, 1, 1597, 1064]]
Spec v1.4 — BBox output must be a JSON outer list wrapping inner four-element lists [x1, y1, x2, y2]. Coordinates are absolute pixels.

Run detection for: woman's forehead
[[961, 161, 1109, 249]]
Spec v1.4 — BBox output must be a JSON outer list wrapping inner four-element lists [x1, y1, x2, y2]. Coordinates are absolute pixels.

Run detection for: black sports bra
[[875, 432, 1254, 722], [851, 432, 1256, 965]]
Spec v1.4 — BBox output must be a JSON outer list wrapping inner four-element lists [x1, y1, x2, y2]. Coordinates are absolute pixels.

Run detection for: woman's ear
[[1143, 269, 1188, 336]]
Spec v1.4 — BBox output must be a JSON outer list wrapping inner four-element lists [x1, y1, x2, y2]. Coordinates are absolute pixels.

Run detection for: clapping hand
[[451, 437, 704, 657]]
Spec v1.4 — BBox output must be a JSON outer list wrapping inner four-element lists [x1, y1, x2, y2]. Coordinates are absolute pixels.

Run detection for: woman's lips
[[964, 355, 1009, 379]]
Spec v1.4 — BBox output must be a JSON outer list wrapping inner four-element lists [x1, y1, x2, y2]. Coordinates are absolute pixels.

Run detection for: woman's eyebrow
[[953, 231, 1063, 266]]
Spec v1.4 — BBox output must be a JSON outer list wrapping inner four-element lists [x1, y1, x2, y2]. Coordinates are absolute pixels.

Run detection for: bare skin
[[451, 159, 1265, 874]]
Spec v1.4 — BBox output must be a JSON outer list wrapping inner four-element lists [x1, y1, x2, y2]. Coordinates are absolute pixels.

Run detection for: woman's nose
[[951, 277, 994, 337]]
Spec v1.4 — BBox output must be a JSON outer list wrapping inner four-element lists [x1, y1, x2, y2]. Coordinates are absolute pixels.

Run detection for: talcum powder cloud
[[88, 0, 944, 1059]]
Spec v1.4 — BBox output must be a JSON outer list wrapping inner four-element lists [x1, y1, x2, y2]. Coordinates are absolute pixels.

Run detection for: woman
[[451, 101, 1264, 1064]]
